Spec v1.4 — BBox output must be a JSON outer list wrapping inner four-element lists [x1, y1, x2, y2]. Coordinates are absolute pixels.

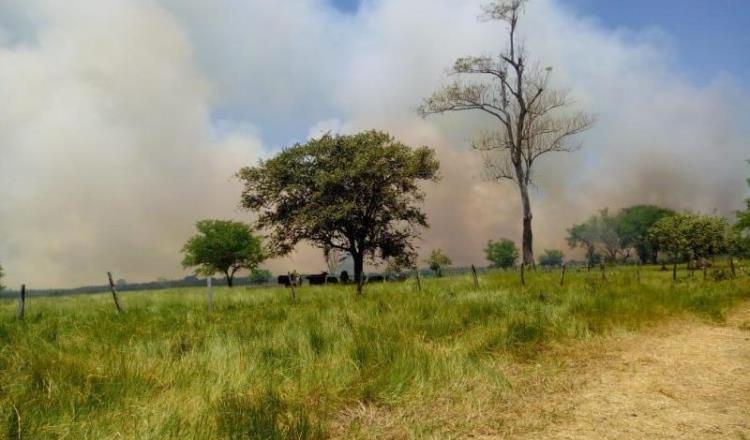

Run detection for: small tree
[[250, 269, 272, 285], [426, 249, 452, 277], [485, 239, 518, 269], [0, 263, 5, 293], [238, 130, 440, 295], [567, 209, 626, 263], [181, 220, 265, 287], [539, 249, 564, 268]]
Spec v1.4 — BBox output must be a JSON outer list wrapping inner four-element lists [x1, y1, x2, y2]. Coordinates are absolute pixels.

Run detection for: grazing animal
[[326, 276, 339, 284], [306, 272, 328, 285], [277, 275, 291, 287]]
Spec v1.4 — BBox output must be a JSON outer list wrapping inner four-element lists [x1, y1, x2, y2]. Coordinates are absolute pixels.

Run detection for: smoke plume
[[1, 0, 748, 288]]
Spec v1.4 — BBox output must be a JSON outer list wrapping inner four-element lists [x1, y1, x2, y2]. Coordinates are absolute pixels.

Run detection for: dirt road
[[523, 306, 750, 439]]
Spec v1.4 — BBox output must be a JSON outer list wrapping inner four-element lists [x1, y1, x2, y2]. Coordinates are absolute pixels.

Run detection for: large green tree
[[615, 205, 674, 264], [181, 220, 265, 287], [237, 130, 440, 294], [485, 238, 518, 269], [419, 0, 593, 267]]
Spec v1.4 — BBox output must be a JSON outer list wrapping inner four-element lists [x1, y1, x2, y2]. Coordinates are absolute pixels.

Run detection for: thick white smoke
[[1, 0, 748, 288]]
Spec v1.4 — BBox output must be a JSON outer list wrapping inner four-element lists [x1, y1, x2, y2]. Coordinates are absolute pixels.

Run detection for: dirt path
[[522, 306, 750, 439]]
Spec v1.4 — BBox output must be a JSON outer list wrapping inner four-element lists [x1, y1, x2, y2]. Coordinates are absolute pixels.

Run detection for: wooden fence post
[[559, 264, 566, 287], [107, 272, 123, 314], [415, 269, 422, 292], [288, 272, 297, 302], [17, 284, 25, 320], [730, 257, 736, 279], [471, 265, 479, 289], [207, 277, 213, 313], [600, 262, 606, 281]]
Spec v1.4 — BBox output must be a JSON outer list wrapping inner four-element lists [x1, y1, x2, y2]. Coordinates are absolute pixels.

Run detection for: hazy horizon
[[1, 0, 749, 289]]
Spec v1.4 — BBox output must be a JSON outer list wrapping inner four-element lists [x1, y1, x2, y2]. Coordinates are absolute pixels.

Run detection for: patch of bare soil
[[518, 306, 750, 440]]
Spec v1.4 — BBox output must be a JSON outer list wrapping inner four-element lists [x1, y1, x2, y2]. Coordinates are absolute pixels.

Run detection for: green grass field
[[1, 265, 748, 439]]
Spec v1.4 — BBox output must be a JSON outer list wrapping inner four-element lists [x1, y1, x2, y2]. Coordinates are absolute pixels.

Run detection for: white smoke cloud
[[1, 0, 748, 288]]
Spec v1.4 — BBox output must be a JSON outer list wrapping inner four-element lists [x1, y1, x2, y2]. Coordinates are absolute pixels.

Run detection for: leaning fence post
[[559, 264, 566, 287], [17, 284, 26, 320], [107, 272, 123, 314], [471, 265, 479, 289], [415, 268, 422, 292], [207, 277, 213, 313]]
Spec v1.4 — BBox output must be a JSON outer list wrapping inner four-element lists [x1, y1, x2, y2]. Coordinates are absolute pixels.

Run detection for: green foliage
[[569, 205, 675, 264], [648, 213, 728, 263], [0, 267, 747, 438], [567, 209, 623, 262], [426, 249, 452, 277], [237, 130, 440, 292], [181, 220, 265, 287], [616, 205, 675, 263], [484, 239, 518, 269], [0, 263, 4, 292], [249, 269, 272, 285], [538, 249, 564, 267]]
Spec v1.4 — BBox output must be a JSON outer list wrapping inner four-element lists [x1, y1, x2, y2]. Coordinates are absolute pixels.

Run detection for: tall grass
[[0, 265, 748, 439]]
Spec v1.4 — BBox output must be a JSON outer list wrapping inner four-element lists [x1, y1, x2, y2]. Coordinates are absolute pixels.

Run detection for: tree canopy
[[237, 130, 440, 294], [568, 205, 674, 264], [616, 205, 675, 263], [539, 249, 564, 267], [567, 209, 624, 263], [426, 249, 452, 277], [648, 213, 729, 271], [181, 220, 266, 287], [485, 238, 518, 269]]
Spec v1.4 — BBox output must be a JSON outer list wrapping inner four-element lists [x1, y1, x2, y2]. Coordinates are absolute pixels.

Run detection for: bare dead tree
[[418, 0, 593, 266]]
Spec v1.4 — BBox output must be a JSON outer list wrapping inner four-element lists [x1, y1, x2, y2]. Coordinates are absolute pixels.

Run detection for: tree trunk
[[225, 271, 234, 288], [519, 182, 535, 268], [672, 261, 677, 281], [353, 252, 364, 295]]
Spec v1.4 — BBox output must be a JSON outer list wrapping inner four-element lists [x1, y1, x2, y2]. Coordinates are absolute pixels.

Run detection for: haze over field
[[1, 0, 748, 288]]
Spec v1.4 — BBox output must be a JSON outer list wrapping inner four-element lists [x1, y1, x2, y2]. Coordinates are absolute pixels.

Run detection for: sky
[[1, 0, 749, 289]]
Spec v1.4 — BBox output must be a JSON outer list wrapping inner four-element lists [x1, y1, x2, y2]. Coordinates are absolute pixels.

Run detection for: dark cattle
[[306, 272, 328, 286], [368, 275, 385, 283], [326, 276, 339, 284], [277, 275, 291, 287]]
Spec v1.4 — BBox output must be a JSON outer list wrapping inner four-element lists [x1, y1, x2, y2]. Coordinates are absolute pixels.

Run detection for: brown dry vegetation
[[337, 305, 750, 439]]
